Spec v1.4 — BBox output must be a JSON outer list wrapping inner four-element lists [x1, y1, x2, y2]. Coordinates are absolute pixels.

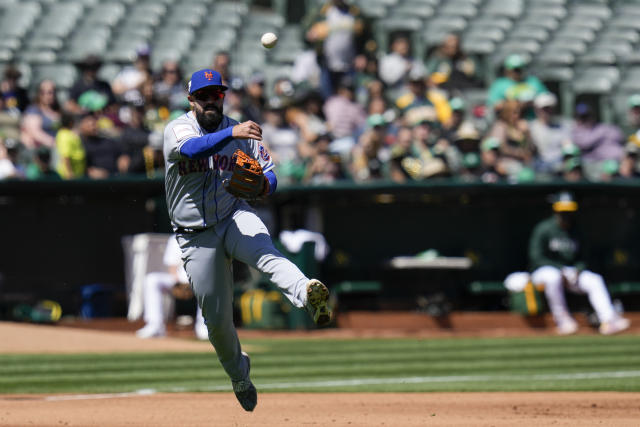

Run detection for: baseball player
[[163, 69, 331, 412], [135, 234, 208, 340], [528, 191, 630, 335]]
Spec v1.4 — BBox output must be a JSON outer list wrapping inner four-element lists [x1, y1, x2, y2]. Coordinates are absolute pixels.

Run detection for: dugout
[[1, 178, 640, 317]]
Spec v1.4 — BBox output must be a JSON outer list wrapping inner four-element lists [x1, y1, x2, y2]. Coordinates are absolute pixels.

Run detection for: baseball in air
[[261, 32, 278, 49]]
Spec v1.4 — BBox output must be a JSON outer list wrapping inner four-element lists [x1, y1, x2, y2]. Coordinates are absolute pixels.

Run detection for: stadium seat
[[422, 16, 468, 49], [608, 16, 640, 31], [17, 50, 57, 65], [375, 17, 423, 57], [467, 17, 513, 32], [32, 63, 77, 89], [544, 39, 588, 56], [438, 0, 478, 18], [535, 49, 575, 67], [483, 0, 524, 18], [508, 26, 550, 43], [562, 15, 604, 31], [84, 3, 126, 26], [576, 50, 617, 66], [526, 5, 567, 20], [388, 2, 434, 19], [552, 27, 596, 44], [599, 28, 640, 44]]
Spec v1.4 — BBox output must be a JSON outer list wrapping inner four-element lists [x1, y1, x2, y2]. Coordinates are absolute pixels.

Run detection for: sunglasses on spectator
[[193, 88, 225, 102]]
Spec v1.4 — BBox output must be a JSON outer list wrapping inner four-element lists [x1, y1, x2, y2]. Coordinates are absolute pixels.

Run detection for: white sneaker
[[599, 317, 631, 335], [136, 324, 166, 339], [556, 320, 579, 335], [195, 323, 208, 340]]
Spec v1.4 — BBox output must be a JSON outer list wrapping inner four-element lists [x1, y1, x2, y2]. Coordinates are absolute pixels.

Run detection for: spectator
[[222, 77, 246, 123], [303, 134, 344, 184], [323, 76, 366, 147], [79, 112, 128, 179], [441, 97, 467, 143], [287, 89, 328, 154], [152, 60, 187, 112], [0, 137, 22, 179], [379, 36, 421, 93], [487, 54, 548, 110], [561, 157, 584, 182], [136, 234, 208, 340], [111, 45, 152, 104], [350, 128, 389, 182], [212, 51, 232, 86], [55, 112, 85, 179], [623, 94, 640, 137], [304, 0, 365, 98], [425, 33, 480, 91], [66, 55, 116, 115], [479, 137, 508, 183], [242, 73, 266, 124], [529, 92, 572, 173], [619, 134, 640, 178], [118, 105, 151, 175], [528, 191, 630, 335], [0, 65, 28, 112], [487, 99, 534, 175], [0, 94, 21, 142], [389, 125, 429, 182], [572, 103, 624, 180], [396, 66, 451, 127], [353, 53, 379, 106], [25, 146, 61, 180], [20, 79, 60, 150], [261, 97, 303, 181]]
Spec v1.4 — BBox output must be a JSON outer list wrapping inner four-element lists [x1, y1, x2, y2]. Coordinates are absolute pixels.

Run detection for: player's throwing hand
[[232, 121, 262, 141]]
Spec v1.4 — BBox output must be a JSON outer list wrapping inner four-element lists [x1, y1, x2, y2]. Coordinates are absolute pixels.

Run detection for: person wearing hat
[[530, 92, 573, 173], [425, 33, 481, 91], [396, 64, 452, 125], [528, 192, 631, 335], [112, 44, 152, 102], [65, 55, 115, 115], [571, 102, 624, 181], [487, 54, 548, 109], [479, 136, 507, 183], [163, 69, 331, 411]]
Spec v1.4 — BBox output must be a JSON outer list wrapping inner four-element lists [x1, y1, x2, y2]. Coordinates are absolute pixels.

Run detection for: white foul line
[[41, 370, 640, 401]]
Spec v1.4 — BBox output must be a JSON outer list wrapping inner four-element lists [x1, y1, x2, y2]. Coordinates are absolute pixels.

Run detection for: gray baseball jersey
[[163, 111, 274, 230]]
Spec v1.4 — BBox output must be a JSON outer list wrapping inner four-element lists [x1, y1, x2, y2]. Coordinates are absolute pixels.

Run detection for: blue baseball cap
[[188, 69, 227, 94]]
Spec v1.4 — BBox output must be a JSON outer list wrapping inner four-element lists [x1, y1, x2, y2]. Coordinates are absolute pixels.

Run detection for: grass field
[[2, 335, 639, 394]]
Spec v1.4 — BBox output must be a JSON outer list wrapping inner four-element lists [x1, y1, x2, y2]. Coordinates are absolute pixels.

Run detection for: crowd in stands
[[1, 0, 640, 184]]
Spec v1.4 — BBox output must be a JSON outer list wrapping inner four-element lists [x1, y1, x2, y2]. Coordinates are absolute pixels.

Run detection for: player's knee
[[578, 270, 606, 291]]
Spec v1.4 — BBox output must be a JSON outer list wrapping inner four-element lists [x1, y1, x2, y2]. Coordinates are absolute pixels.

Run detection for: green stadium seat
[[18, 50, 57, 65], [618, 67, 640, 92], [0, 50, 14, 63], [553, 27, 596, 44], [32, 63, 77, 89], [569, 4, 612, 20], [422, 17, 468, 49], [464, 27, 505, 44], [483, 0, 524, 18], [0, 38, 21, 51], [600, 28, 640, 44], [85, 3, 126, 26], [497, 39, 541, 56], [508, 26, 550, 43], [545, 39, 588, 56], [576, 50, 617, 66], [439, 0, 478, 18], [562, 16, 604, 32], [526, 5, 567, 20], [388, 3, 435, 20], [468, 16, 513, 32], [23, 37, 63, 52], [608, 16, 640, 31]]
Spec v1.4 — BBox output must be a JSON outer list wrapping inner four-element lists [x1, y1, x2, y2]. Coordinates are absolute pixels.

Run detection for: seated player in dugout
[[524, 191, 630, 335], [163, 69, 331, 412]]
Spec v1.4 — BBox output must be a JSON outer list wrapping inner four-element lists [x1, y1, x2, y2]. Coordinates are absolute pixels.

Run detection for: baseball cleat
[[232, 352, 257, 412], [306, 279, 331, 326], [135, 325, 166, 339], [556, 320, 578, 336], [599, 317, 631, 335]]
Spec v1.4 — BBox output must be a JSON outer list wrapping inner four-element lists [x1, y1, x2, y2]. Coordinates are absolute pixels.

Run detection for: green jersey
[[528, 216, 586, 271]]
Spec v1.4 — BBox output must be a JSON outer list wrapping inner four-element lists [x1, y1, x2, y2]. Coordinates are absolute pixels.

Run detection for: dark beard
[[195, 106, 223, 132]]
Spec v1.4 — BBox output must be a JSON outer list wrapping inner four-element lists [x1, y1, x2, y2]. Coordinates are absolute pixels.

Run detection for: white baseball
[[261, 32, 278, 49]]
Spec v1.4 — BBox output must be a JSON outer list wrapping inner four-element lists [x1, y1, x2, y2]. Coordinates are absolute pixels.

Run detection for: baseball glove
[[224, 149, 267, 200], [171, 282, 194, 300]]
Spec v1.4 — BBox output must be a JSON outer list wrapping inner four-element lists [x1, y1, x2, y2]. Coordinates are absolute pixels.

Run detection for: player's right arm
[[180, 121, 263, 159]]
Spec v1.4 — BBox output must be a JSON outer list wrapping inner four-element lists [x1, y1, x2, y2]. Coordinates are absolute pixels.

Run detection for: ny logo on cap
[[204, 71, 213, 80]]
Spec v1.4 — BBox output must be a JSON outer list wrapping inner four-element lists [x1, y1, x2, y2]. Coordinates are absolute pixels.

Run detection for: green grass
[[1, 335, 639, 394]]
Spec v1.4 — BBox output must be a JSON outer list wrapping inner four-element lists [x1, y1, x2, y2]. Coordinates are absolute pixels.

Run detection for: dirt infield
[[1, 392, 639, 426], [2, 317, 639, 426]]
